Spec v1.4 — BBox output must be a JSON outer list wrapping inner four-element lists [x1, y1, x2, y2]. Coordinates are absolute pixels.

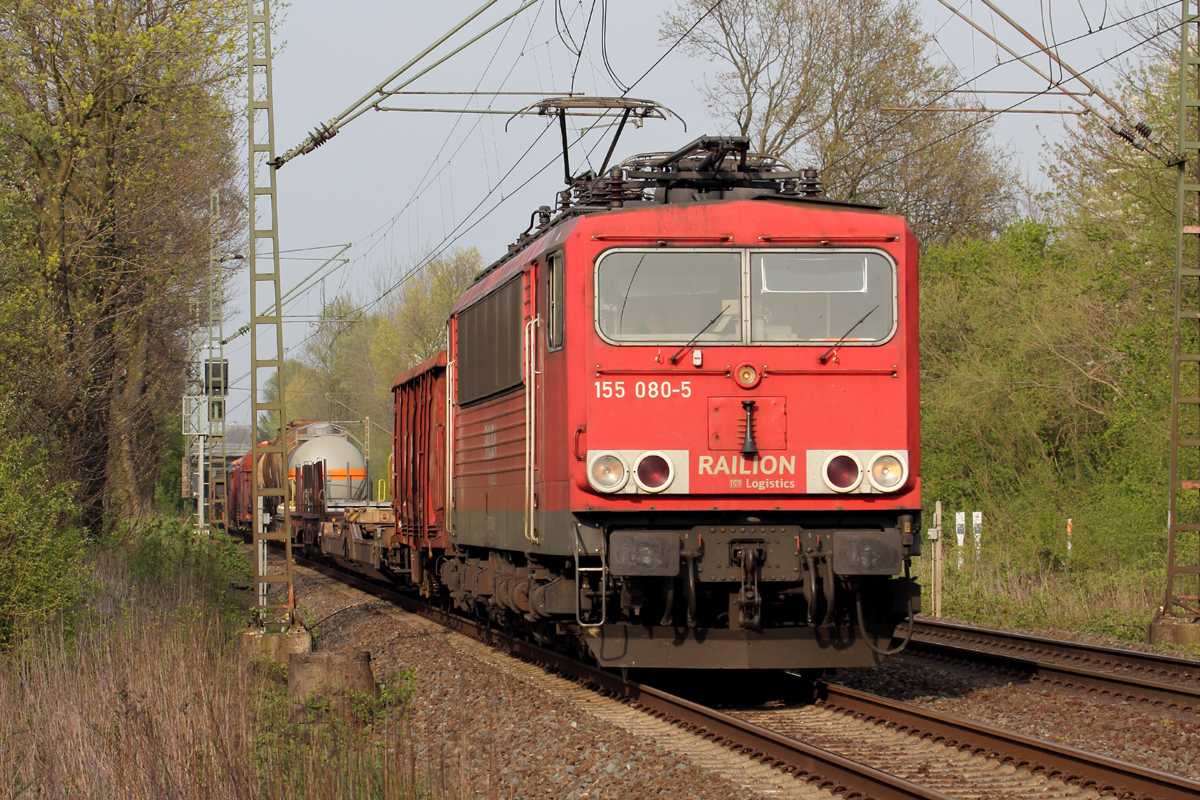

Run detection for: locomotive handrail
[[572, 522, 607, 628], [524, 317, 540, 544], [573, 425, 586, 461]]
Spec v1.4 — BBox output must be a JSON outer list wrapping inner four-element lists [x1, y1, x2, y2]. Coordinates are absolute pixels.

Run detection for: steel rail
[[914, 619, 1200, 681], [818, 683, 1200, 800], [909, 620, 1200, 711], [292, 556, 949, 800]]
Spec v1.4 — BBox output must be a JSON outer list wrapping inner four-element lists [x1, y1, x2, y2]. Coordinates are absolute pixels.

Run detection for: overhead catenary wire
[[937, 1, 1121, 124], [239, 0, 547, 333], [310, 0, 719, 314], [337, 0, 549, 271], [937, 0, 1176, 163], [826, 19, 1179, 197], [272, 1, 728, 408], [275, 0, 536, 167], [976, 0, 1127, 118], [822, 1, 1174, 177]]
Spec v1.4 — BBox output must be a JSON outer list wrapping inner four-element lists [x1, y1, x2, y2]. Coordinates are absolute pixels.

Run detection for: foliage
[[919, 221, 1170, 570], [661, 0, 1017, 243], [0, 429, 87, 644], [260, 249, 481, 488], [152, 417, 194, 516], [123, 517, 250, 589], [0, 0, 246, 532], [373, 247, 484, 368]]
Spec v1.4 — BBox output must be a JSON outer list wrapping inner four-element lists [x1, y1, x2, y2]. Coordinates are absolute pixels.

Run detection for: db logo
[[729, 479, 743, 488]]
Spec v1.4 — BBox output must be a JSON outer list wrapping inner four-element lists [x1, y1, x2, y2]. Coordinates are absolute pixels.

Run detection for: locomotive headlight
[[589, 453, 628, 493], [822, 452, 864, 493], [867, 452, 906, 492]]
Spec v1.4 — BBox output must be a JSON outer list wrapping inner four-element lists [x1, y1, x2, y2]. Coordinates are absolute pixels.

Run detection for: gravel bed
[[833, 655, 1200, 781], [289, 561, 827, 799]]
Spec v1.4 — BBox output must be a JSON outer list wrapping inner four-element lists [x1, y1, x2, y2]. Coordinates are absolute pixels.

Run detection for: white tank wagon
[[258, 421, 370, 508], [290, 425, 368, 502]]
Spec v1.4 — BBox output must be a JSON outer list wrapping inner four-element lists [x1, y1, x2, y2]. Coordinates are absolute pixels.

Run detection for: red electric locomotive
[[400, 136, 921, 670]]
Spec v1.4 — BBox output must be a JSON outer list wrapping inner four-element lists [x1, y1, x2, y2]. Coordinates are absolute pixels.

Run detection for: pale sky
[[219, 0, 1157, 426]]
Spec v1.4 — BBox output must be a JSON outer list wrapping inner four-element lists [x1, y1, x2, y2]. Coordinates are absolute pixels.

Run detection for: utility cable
[[275, 0, 536, 167], [823, 1, 1173, 177], [825, 20, 1178, 197]]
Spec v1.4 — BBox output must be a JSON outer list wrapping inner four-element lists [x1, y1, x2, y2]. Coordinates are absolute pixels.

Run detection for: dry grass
[[914, 548, 1165, 643], [0, 526, 438, 800]]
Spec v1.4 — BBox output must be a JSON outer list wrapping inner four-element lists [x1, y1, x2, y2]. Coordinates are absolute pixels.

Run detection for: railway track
[[784, 684, 1198, 800], [284, 554, 1200, 800], [908, 619, 1200, 712]]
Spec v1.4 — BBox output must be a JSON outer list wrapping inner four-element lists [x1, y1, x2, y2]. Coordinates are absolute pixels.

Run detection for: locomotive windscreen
[[595, 249, 895, 346], [751, 251, 894, 343], [595, 251, 743, 343]]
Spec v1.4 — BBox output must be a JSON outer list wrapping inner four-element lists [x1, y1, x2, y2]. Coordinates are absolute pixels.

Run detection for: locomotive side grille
[[457, 277, 523, 405]]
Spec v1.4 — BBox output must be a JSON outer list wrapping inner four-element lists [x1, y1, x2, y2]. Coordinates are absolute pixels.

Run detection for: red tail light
[[636, 454, 672, 491], [825, 455, 861, 489]]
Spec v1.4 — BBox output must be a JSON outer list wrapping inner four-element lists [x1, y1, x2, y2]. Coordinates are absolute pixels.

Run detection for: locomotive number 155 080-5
[[595, 380, 692, 399]]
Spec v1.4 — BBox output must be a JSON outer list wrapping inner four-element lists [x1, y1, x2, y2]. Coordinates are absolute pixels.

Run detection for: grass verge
[[912, 548, 1184, 648], [0, 518, 437, 799]]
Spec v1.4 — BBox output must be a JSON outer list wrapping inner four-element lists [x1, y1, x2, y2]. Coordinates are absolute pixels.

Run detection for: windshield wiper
[[818, 305, 879, 364], [669, 304, 732, 365], [617, 254, 648, 334]]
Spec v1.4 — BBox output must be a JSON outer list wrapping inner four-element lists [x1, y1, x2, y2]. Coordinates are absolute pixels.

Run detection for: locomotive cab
[[438, 137, 921, 669]]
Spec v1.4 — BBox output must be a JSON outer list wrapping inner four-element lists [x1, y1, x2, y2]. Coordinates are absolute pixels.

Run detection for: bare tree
[[661, 0, 1017, 243]]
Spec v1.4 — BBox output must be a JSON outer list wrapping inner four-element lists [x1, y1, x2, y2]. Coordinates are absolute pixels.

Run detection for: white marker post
[[929, 500, 944, 618], [955, 511, 966, 568], [972, 511, 982, 560], [1067, 518, 1073, 558]]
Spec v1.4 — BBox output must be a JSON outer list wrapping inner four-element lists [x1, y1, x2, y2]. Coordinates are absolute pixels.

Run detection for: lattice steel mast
[[1164, 0, 1200, 638], [248, 0, 294, 625]]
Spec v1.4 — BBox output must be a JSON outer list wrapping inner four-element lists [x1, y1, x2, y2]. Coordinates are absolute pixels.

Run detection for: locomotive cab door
[[537, 251, 572, 551], [523, 260, 541, 544]]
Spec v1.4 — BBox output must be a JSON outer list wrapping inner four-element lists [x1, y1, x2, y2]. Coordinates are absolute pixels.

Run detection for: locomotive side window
[[456, 277, 523, 404], [595, 250, 742, 343], [750, 251, 895, 343], [548, 251, 564, 350]]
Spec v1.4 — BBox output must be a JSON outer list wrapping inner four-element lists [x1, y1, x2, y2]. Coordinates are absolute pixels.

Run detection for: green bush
[[117, 517, 252, 627], [0, 433, 87, 644]]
